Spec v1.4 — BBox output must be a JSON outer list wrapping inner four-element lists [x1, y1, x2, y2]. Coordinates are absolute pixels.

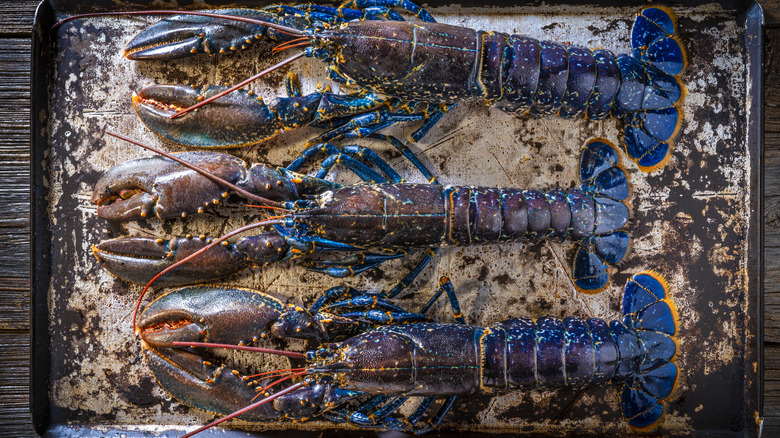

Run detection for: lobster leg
[[306, 109, 429, 146], [341, 0, 436, 22], [296, 136, 440, 279], [310, 276, 464, 431]]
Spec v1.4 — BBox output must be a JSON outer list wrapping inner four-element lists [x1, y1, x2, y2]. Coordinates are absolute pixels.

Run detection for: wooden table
[[1, 1, 776, 436]]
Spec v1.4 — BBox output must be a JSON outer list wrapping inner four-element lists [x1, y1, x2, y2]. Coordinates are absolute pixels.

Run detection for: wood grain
[[0, 1, 777, 437], [0, 1, 40, 34], [0, 2, 36, 437]]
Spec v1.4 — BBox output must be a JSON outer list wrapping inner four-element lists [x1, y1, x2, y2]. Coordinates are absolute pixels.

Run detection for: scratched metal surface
[[33, 0, 761, 436]]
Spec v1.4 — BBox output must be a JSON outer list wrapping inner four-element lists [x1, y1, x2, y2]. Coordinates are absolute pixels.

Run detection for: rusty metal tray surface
[[31, 0, 763, 436]]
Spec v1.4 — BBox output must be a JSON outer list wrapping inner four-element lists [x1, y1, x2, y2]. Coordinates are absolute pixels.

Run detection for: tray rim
[[29, 0, 765, 436]]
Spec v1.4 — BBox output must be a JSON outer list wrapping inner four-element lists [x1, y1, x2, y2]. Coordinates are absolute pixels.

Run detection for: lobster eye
[[236, 233, 289, 266]]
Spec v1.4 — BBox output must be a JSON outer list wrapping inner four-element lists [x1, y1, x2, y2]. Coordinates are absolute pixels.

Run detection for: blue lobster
[[137, 271, 679, 435], [119, 2, 685, 171], [92, 137, 631, 293]]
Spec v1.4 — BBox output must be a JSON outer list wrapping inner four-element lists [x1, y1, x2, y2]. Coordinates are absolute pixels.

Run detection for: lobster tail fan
[[579, 140, 629, 201], [573, 140, 631, 292], [619, 271, 679, 430], [623, 7, 686, 172], [631, 7, 685, 76], [571, 231, 630, 292]]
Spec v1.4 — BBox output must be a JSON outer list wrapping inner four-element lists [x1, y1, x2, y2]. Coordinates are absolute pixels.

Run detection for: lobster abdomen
[[324, 20, 680, 119], [307, 184, 604, 246], [318, 272, 678, 428], [307, 177, 627, 248], [481, 317, 623, 390]]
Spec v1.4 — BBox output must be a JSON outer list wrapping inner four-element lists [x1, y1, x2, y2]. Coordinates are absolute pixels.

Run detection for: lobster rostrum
[[139, 272, 679, 434], [92, 138, 631, 292], [123, 2, 685, 171]]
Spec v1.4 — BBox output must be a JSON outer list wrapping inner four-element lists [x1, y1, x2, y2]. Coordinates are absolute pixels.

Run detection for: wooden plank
[[762, 0, 780, 27], [0, 277, 30, 331], [766, 28, 780, 353], [765, 26, 780, 433], [0, 333, 36, 438], [0, 1, 39, 36], [0, 10, 36, 437]]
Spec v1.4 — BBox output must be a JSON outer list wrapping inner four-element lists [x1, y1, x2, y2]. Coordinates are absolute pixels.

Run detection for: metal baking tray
[[31, 0, 764, 436]]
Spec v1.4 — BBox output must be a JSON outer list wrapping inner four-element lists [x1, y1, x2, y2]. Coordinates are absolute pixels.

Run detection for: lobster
[[119, 2, 685, 171], [92, 137, 631, 293], [54, 3, 447, 149], [138, 271, 679, 435]]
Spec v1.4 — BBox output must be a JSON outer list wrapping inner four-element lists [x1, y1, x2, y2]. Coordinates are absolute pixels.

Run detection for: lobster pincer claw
[[132, 85, 294, 149], [142, 344, 286, 421], [143, 343, 356, 422], [132, 81, 390, 149], [137, 285, 286, 345], [92, 152, 303, 221], [123, 9, 308, 60], [92, 236, 252, 287], [92, 152, 246, 220], [138, 286, 362, 421]]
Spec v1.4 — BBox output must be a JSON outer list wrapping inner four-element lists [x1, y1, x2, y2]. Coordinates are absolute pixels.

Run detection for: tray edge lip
[[27, 0, 767, 436], [742, 1, 765, 437], [30, 0, 53, 434]]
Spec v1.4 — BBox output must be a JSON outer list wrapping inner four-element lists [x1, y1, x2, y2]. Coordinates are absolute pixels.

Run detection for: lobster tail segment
[[619, 271, 678, 429], [623, 7, 686, 172], [572, 140, 630, 292]]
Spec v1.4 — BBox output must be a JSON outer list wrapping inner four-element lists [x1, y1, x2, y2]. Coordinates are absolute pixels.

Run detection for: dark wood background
[[0, 1, 775, 436]]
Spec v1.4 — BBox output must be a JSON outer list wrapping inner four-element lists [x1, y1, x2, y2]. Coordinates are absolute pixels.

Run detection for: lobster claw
[[137, 285, 286, 345], [92, 152, 301, 221], [92, 237, 251, 287], [123, 9, 304, 60], [132, 84, 289, 149], [138, 286, 361, 421], [92, 152, 248, 220], [139, 285, 288, 420]]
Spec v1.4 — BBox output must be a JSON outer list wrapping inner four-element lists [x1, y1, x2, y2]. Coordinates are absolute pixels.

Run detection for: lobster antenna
[[252, 371, 308, 401], [170, 51, 306, 119], [181, 381, 305, 438], [245, 367, 307, 379], [132, 219, 284, 332], [170, 341, 305, 359], [272, 38, 312, 53], [106, 132, 288, 210], [50, 11, 304, 38]]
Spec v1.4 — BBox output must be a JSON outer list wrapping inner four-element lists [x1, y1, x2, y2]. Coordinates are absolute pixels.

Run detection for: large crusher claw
[[123, 9, 307, 60], [91, 152, 303, 221], [137, 286, 361, 421]]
